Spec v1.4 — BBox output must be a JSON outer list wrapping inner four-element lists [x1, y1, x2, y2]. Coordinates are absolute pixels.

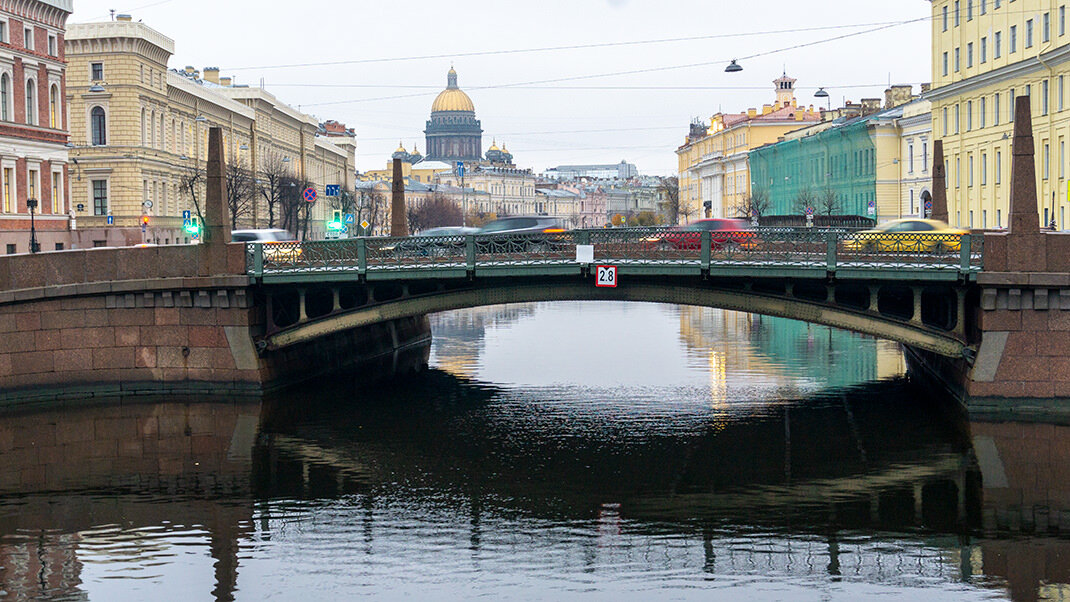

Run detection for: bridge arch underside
[[260, 276, 973, 358]]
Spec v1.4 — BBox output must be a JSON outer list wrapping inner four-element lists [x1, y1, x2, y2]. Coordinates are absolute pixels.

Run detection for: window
[[0, 74, 8, 122], [24, 78, 35, 125], [0, 21, 7, 43], [968, 0, 973, 20], [51, 171, 60, 214], [1010, 87, 1016, 121], [1044, 79, 1050, 115], [982, 152, 988, 185], [956, 157, 961, 187], [955, 0, 961, 26], [996, 150, 1002, 183], [1063, 75, 1067, 110], [1044, 13, 1051, 43], [1062, 5, 1067, 36], [1045, 142, 1050, 179], [5, 244, 14, 255], [0, 168, 8, 213], [90, 62, 103, 81], [969, 155, 974, 186], [981, 97, 987, 127], [943, 107, 949, 135], [27, 169, 37, 204], [54, 243, 63, 251], [956, 104, 961, 133], [48, 84, 57, 128], [981, 37, 988, 63], [47, 34, 55, 56], [1027, 19, 1034, 47], [943, 5, 949, 30], [955, 47, 961, 72], [943, 52, 949, 76], [23, 27, 31, 51], [91, 106, 106, 145], [1062, 140, 1066, 178], [996, 31, 1002, 57], [983, 210, 988, 228], [995, 93, 1001, 125], [923, 141, 929, 172], [968, 42, 974, 67], [909, 142, 915, 173], [140, 108, 146, 145], [92, 180, 108, 215], [946, 160, 950, 188], [967, 100, 973, 130], [1011, 25, 1018, 52], [982, 0, 987, 14]]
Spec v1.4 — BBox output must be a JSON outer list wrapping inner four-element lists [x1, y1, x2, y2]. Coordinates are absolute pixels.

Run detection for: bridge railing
[[245, 228, 983, 278]]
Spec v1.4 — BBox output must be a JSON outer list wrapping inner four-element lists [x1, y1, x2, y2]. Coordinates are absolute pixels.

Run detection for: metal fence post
[[252, 243, 263, 278], [357, 237, 367, 275], [700, 230, 711, 271], [959, 234, 972, 274], [826, 232, 837, 273], [466, 235, 477, 273]]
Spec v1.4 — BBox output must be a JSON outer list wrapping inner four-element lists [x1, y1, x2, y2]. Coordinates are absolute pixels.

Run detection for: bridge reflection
[[0, 378, 1066, 600]]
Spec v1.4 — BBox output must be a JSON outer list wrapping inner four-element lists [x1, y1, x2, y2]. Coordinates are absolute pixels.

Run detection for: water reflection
[[0, 303, 1068, 601]]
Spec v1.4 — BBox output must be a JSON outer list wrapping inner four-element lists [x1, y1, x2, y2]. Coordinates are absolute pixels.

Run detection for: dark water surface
[[0, 302, 1065, 600]]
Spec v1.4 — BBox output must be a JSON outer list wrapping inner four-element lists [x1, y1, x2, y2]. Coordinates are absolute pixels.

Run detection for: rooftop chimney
[[116, 14, 132, 21], [203, 67, 220, 85], [219, 77, 232, 87], [184, 66, 195, 75]]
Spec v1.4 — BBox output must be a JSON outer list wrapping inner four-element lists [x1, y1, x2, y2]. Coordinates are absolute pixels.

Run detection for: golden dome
[[431, 67, 475, 112], [395, 141, 406, 152], [488, 139, 500, 152]]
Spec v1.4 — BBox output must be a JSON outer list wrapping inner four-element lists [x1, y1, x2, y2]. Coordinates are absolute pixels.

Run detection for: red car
[[645, 218, 758, 250]]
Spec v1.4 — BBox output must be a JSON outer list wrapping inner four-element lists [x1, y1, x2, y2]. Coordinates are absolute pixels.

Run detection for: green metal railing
[[246, 228, 984, 281]]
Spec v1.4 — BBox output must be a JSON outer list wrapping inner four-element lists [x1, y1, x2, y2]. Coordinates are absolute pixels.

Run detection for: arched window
[[90, 106, 106, 145], [149, 109, 155, 148], [25, 78, 35, 125], [140, 108, 146, 145], [0, 74, 8, 121], [158, 113, 164, 149], [48, 84, 58, 128]]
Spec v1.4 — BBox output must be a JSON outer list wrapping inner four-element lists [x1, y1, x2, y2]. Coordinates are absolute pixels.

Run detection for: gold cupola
[[431, 67, 476, 113]]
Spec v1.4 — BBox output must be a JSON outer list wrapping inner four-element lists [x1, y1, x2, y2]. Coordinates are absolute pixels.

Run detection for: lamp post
[[814, 87, 831, 111], [26, 198, 40, 253]]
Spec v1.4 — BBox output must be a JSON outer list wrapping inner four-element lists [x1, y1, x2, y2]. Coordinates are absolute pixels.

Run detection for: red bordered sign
[[303, 187, 318, 203], [595, 265, 617, 288]]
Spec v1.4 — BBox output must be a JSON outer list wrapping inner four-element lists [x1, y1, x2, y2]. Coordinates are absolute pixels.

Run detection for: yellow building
[[65, 16, 354, 247], [930, 0, 1070, 229], [360, 144, 453, 184], [677, 74, 822, 219]]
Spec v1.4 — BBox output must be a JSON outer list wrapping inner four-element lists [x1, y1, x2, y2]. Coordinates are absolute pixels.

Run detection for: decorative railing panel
[[246, 228, 984, 279]]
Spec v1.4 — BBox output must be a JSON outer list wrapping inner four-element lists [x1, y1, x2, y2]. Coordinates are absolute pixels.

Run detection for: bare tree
[[407, 193, 463, 232], [791, 185, 816, 216], [737, 187, 770, 221], [179, 163, 205, 226], [226, 161, 255, 230], [278, 176, 315, 240], [258, 153, 291, 229], [657, 176, 685, 225], [817, 186, 841, 217]]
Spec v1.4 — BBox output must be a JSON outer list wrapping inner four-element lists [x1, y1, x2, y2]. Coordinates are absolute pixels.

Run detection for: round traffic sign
[[303, 187, 317, 203]]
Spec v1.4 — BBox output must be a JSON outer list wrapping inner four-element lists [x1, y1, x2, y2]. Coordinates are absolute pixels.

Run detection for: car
[[478, 216, 566, 235], [842, 218, 968, 253], [644, 218, 757, 251], [381, 226, 479, 257], [232, 228, 302, 262]]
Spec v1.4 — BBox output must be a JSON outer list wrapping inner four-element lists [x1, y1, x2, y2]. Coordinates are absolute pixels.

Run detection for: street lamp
[[725, 60, 743, 73], [814, 87, 831, 110], [26, 198, 40, 253]]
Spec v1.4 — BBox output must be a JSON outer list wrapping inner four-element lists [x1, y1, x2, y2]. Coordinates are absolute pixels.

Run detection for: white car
[[232, 229, 301, 262]]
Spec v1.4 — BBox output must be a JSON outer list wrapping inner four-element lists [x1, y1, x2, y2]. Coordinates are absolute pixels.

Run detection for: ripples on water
[[0, 302, 1061, 600]]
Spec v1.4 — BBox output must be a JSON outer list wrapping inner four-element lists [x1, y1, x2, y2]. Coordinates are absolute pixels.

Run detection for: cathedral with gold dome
[[424, 67, 484, 163]]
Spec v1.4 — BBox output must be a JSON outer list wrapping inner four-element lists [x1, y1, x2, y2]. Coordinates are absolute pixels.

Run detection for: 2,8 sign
[[595, 265, 618, 288]]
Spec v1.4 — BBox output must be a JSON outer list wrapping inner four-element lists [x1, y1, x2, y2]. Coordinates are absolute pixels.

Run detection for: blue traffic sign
[[182, 210, 191, 220], [925, 200, 933, 211], [344, 213, 355, 224], [106, 215, 114, 225], [868, 200, 876, 208], [325, 184, 341, 197], [303, 187, 317, 203]]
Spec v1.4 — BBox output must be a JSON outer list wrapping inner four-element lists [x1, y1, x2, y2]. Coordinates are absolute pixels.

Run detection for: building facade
[[929, 0, 1070, 229], [424, 67, 482, 164], [436, 164, 536, 218], [0, 0, 72, 255], [545, 161, 638, 180], [897, 99, 934, 218], [65, 17, 354, 247], [677, 74, 822, 219]]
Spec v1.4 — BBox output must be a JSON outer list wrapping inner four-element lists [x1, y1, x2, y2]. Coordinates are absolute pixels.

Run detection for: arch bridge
[[247, 227, 983, 359]]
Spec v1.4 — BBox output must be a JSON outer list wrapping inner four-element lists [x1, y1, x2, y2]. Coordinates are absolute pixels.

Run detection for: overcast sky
[[69, 0, 932, 176]]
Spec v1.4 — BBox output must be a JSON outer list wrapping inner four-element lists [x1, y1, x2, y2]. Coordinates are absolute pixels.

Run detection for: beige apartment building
[[65, 16, 354, 247]]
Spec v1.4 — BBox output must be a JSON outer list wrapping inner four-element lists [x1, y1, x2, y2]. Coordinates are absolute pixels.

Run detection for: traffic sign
[[595, 265, 618, 288], [456, 161, 465, 178], [303, 187, 318, 203], [924, 200, 933, 211], [183, 210, 191, 220], [345, 213, 355, 224], [804, 206, 814, 216], [867, 199, 876, 216], [360, 220, 370, 230], [106, 215, 113, 225], [325, 184, 341, 197]]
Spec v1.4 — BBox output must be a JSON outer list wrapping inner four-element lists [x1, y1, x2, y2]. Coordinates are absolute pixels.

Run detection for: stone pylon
[[930, 140, 949, 223], [1008, 95, 1040, 235], [390, 158, 408, 237], [205, 126, 231, 245]]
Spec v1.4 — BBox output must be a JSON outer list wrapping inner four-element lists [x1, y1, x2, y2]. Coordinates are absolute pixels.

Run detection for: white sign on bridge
[[596, 265, 617, 288]]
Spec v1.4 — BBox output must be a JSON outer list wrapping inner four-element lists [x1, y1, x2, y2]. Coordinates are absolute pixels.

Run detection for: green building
[[748, 105, 907, 220]]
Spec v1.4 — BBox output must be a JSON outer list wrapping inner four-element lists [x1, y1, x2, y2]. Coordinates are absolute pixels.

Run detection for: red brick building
[[0, 0, 72, 255]]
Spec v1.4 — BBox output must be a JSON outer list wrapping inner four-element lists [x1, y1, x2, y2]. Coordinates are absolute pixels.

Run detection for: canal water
[[0, 301, 1066, 601]]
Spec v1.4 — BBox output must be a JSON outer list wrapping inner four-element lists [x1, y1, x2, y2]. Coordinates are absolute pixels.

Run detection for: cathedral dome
[[431, 67, 475, 113]]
